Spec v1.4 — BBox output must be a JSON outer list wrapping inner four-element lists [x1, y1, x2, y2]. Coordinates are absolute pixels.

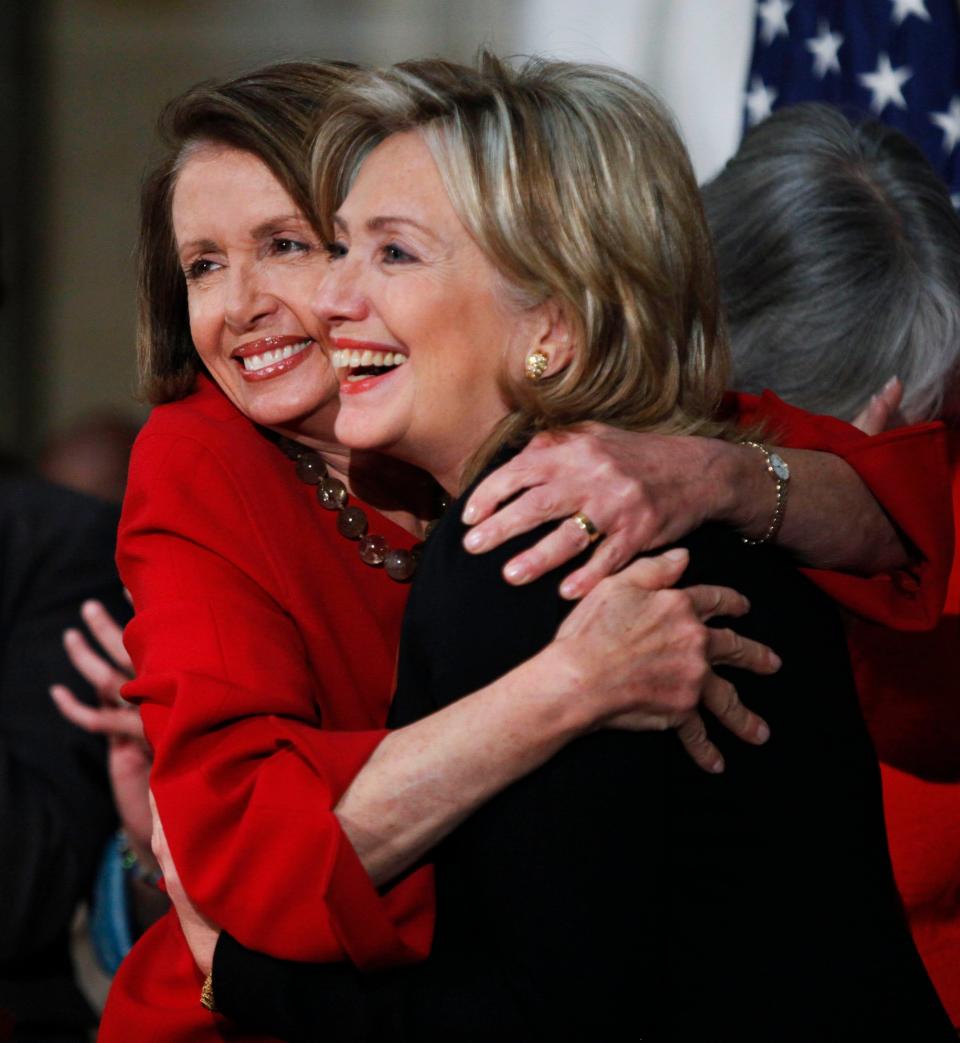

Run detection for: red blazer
[[852, 431, 960, 1024], [731, 390, 954, 629], [100, 377, 432, 1042], [99, 378, 952, 1042]]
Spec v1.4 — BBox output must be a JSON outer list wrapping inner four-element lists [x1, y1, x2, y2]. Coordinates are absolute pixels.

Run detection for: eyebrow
[[333, 213, 436, 237], [177, 238, 218, 259], [177, 214, 311, 258], [250, 214, 312, 240]]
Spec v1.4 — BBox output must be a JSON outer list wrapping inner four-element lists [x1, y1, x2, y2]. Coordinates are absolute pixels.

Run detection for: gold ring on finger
[[571, 511, 600, 544]]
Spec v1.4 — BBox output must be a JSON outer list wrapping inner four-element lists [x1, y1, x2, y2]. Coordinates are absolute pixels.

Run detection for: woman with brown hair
[[97, 58, 785, 1043], [93, 55, 951, 1043], [171, 55, 953, 1041]]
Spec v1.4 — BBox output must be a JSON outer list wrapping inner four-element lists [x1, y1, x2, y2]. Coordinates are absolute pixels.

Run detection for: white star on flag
[[858, 53, 912, 114], [805, 21, 844, 79], [758, 0, 793, 45], [745, 75, 778, 126], [931, 97, 960, 154], [890, 0, 931, 25]]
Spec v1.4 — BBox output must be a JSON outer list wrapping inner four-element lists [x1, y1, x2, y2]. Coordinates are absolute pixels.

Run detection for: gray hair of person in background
[[702, 102, 960, 424]]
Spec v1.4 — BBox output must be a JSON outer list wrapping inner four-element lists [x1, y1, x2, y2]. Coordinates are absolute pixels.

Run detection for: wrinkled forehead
[[171, 144, 305, 246]]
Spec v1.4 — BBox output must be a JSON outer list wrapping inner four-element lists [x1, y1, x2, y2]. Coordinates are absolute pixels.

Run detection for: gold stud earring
[[525, 350, 549, 381]]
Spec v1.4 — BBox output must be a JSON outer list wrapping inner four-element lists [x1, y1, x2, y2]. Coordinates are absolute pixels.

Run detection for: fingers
[[149, 789, 167, 869], [700, 672, 770, 746], [675, 711, 725, 774], [707, 626, 781, 674], [81, 599, 133, 672], [462, 450, 548, 527], [497, 515, 619, 588], [559, 541, 685, 600], [50, 684, 145, 739], [62, 628, 130, 705], [464, 485, 571, 558], [852, 376, 902, 435], [852, 397, 891, 437], [556, 537, 634, 599], [604, 548, 689, 593], [685, 584, 750, 622]]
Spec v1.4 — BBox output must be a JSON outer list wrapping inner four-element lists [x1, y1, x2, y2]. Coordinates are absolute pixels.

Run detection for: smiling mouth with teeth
[[241, 339, 312, 373], [331, 348, 408, 382]]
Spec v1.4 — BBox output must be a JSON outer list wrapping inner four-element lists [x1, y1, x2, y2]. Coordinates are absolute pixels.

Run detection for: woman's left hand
[[462, 425, 726, 599], [149, 791, 220, 977]]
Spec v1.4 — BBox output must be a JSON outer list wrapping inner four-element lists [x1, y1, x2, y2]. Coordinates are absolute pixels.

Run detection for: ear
[[529, 298, 577, 377]]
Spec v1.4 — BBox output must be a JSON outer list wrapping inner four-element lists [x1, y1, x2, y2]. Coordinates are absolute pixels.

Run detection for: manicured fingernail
[[709, 757, 725, 774], [504, 561, 530, 584], [559, 579, 581, 599], [463, 529, 484, 551], [769, 652, 782, 670], [462, 503, 478, 524], [755, 722, 770, 744], [81, 600, 100, 614], [665, 548, 687, 561], [883, 375, 899, 392]]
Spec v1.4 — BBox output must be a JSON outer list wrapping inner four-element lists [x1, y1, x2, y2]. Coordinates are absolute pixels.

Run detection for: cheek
[[185, 291, 220, 361], [270, 265, 323, 319]]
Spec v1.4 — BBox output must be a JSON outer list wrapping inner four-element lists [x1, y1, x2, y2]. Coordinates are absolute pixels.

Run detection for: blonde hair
[[312, 53, 734, 477]]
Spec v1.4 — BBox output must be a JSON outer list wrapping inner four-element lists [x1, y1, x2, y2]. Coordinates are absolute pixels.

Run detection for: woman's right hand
[[546, 548, 779, 774], [852, 376, 903, 435]]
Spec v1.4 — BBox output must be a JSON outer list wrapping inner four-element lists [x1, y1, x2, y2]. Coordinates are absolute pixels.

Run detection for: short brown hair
[[138, 61, 355, 404], [312, 53, 732, 475]]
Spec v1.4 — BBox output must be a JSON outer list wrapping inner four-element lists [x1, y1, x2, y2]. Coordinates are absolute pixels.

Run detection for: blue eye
[[383, 243, 415, 264]]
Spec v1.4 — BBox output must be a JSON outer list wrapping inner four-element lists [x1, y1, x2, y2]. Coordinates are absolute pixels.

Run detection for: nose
[[223, 262, 278, 334], [311, 256, 369, 328]]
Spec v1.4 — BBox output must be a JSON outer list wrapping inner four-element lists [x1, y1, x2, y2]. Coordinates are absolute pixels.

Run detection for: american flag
[[745, 0, 960, 198]]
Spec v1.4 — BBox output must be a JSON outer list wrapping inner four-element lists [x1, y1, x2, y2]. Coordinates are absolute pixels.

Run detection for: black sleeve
[[211, 498, 939, 1040], [0, 478, 130, 964], [214, 930, 418, 1043], [208, 512, 778, 1041]]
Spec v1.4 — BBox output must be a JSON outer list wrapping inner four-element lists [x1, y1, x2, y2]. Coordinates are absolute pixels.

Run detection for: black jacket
[[0, 476, 129, 1041], [214, 455, 953, 1042]]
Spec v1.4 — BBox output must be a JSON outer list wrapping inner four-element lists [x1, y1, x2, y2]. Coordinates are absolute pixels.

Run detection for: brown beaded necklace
[[273, 433, 442, 582]]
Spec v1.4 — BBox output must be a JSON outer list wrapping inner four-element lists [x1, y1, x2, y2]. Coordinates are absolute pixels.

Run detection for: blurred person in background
[[702, 100, 960, 1024], [39, 412, 141, 506], [0, 222, 133, 1042], [0, 467, 130, 1042]]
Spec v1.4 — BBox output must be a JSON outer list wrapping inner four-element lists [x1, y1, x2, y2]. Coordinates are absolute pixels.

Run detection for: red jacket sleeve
[[730, 391, 954, 629], [847, 446, 960, 779], [119, 429, 433, 969]]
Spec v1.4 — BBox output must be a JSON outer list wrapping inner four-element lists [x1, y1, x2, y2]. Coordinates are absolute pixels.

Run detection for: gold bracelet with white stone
[[740, 441, 790, 546]]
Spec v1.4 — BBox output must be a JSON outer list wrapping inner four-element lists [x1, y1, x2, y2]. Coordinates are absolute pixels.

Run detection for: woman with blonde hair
[[97, 57, 789, 1043], [164, 56, 954, 1041]]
